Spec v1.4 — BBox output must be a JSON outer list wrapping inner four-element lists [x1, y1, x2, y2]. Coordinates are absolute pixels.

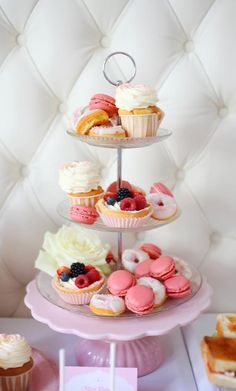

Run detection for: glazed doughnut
[[147, 192, 177, 220], [139, 243, 162, 259], [74, 109, 109, 135], [122, 249, 149, 273], [89, 294, 125, 316], [174, 257, 192, 280]]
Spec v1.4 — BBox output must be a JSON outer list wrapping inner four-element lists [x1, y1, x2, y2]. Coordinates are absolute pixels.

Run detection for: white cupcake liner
[[0, 368, 32, 391], [53, 281, 105, 305], [98, 212, 151, 228], [68, 193, 103, 208], [120, 114, 161, 137]]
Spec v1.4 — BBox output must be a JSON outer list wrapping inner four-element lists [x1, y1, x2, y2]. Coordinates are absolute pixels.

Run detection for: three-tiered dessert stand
[[25, 52, 212, 377]]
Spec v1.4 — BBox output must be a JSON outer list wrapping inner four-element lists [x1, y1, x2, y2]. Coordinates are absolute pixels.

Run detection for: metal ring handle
[[103, 51, 136, 86]]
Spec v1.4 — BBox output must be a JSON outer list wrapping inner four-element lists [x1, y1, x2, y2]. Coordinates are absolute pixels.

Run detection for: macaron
[[69, 205, 98, 225], [164, 275, 191, 298], [125, 285, 155, 315], [150, 256, 175, 280], [139, 243, 162, 259], [135, 259, 153, 278], [150, 182, 173, 197], [89, 94, 118, 117], [107, 270, 136, 297]]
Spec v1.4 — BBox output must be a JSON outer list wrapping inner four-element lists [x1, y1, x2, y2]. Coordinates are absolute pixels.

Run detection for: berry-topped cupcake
[[52, 262, 105, 305], [96, 181, 152, 228]]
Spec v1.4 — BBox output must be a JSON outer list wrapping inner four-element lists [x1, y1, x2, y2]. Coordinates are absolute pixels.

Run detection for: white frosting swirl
[[0, 334, 31, 369], [115, 83, 158, 110], [59, 161, 101, 193]]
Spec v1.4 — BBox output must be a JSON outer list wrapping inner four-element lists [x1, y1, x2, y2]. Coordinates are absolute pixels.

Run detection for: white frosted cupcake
[[0, 334, 33, 391], [59, 160, 104, 207], [115, 83, 164, 137]]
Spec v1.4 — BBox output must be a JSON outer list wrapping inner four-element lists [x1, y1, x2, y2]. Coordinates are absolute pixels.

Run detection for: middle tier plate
[[57, 200, 180, 232]]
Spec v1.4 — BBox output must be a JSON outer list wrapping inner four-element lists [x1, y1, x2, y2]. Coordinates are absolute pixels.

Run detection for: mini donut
[[89, 294, 125, 316], [137, 277, 167, 308], [147, 192, 177, 220], [74, 109, 109, 135], [174, 258, 192, 280], [122, 249, 149, 273]]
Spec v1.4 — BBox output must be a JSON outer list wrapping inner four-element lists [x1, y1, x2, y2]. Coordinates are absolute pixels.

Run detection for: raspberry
[[87, 269, 101, 284], [75, 274, 89, 289], [85, 264, 96, 273], [120, 198, 136, 211], [103, 192, 117, 202], [57, 266, 70, 276], [134, 195, 147, 210]]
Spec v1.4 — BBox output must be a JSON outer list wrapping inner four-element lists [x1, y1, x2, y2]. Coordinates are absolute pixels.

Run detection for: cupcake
[[96, 184, 152, 228], [52, 262, 105, 305], [59, 161, 104, 207], [115, 83, 164, 137], [0, 334, 33, 391]]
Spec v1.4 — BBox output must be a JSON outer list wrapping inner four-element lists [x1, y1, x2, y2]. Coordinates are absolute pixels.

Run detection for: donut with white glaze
[[122, 249, 149, 273]]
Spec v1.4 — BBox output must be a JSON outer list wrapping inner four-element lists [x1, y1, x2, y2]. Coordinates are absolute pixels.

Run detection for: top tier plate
[[66, 128, 172, 149]]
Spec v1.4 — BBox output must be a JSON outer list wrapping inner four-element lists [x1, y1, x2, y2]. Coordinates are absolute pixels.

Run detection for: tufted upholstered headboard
[[0, 0, 235, 317]]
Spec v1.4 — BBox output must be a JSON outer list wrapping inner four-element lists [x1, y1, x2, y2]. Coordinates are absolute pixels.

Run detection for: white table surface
[[0, 318, 197, 391], [182, 313, 227, 391]]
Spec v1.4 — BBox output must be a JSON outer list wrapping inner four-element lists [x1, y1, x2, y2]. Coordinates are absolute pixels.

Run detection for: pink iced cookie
[[107, 270, 136, 297], [150, 182, 173, 197], [125, 285, 155, 315], [150, 256, 176, 280], [139, 243, 162, 259], [89, 94, 118, 117], [70, 205, 98, 225], [135, 259, 153, 278], [164, 275, 191, 298]]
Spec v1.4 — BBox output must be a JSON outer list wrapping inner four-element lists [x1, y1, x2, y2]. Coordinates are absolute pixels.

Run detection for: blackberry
[[117, 187, 132, 202], [70, 262, 86, 278]]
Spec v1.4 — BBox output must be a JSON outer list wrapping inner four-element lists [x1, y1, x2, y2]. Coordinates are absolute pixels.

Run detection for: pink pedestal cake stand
[[25, 277, 212, 377]]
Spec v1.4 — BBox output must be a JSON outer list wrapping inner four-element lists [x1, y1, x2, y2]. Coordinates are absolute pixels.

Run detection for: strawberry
[[103, 192, 117, 202], [57, 266, 71, 276], [120, 198, 136, 211], [87, 269, 101, 284], [107, 180, 132, 193], [134, 195, 147, 210]]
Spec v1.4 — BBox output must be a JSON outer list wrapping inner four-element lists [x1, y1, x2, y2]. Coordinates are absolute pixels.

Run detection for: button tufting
[[184, 40, 194, 53], [210, 232, 221, 244], [16, 34, 25, 47], [58, 103, 68, 114], [100, 36, 111, 48], [218, 106, 228, 118], [175, 169, 185, 181], [20, 165, 29, 178]]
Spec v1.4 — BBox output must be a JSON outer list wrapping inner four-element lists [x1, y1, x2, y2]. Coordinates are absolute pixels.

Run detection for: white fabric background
[[0, 0, 235, 317]]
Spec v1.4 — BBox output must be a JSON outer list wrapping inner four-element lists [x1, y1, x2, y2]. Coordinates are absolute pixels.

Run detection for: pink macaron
[[150, 256, 176, 280], [164, 275, 191, 298], [107, 270, 136, 297], [125, 285, 155, 315], [135, 259, 153, 279], [89, 94, 118, 117], [150, 182, 173, 197], [139, 243, 162, 259], [69, 205, 98, 225]]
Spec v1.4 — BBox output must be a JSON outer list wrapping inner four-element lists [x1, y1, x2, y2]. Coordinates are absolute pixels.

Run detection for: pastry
[[52, 262, 105, 305], [96, 185, 152, 228], [125, 285, 155, 315], [59, 161, 104, 207], [139, 243, 162, 259], [73, 109, 109, 135], [89, 294, 125, 316], [201, 336, 236, 389], [70, 205, 98, 225], [115, 83, 164, 137], [150, 182, 173, 197], [0, 334, 33, 391], [89, 125, 126, 138], [135, 259, 153, 278], [122, 249, 149, 273], [150, 256, 176, 280], [216, 314, 236, 338], [147, 182, 177, 220], [107, 270, 136, 297], [164, 275, 191, 298], [174, 258, 192, 280], [137, 277, 167, 308], [89, 94, 118, 117]]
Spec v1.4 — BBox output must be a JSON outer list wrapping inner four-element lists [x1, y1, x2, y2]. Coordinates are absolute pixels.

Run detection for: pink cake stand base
[[75, 336, 163, 377]]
